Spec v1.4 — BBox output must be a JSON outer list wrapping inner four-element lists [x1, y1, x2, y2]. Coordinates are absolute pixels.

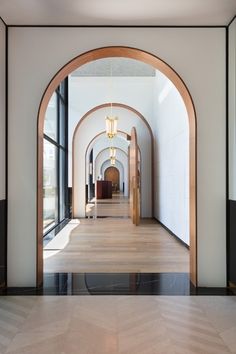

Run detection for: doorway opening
[[104, 167, 120, 191], [38, 47, 196, 287]]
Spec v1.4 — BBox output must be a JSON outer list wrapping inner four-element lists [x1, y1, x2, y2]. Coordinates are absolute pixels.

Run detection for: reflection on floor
[[86, 193, 130, 218], [1, 295, 236, 354], [44, 218, 189, 273], [2, 273, 234, 296]]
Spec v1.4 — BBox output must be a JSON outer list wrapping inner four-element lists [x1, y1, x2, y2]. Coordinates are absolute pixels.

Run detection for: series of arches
[[37, 46, 197, 286]]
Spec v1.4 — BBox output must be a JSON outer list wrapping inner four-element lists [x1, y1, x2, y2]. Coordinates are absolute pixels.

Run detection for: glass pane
[[59, 80, 65, 98], [59, 101, 66, 147], [44, 93, 58, 141], [43, 140, 58, 232], [59, 150, 66, 221]]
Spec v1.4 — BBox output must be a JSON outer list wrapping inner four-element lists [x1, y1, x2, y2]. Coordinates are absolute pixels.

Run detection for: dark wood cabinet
[[96, 181, 112, 199]]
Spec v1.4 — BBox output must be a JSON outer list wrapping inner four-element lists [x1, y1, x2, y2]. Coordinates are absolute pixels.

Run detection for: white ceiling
[[71, 58, 155, 77], [0, 0, 235, 26]]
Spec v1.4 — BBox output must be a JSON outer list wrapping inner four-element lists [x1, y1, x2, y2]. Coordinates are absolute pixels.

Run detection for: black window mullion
[[43, 77, 69, 237], [43, 134, 67, 151], [57, 92, 60, 225], [64, 78, 69, 218], [58, 94, 66, 104]]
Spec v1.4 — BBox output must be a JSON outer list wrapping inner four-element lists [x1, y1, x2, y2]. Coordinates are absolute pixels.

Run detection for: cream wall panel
[[8, 27, 226, 286], [229, 18, 236, 200], [0, 20, 5, 200]]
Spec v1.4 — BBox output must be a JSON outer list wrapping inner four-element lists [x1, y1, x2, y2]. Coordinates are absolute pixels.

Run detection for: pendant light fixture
[[110, 156, 116, 165], [109, 147, 116, 158], [105, 59, 118, 139]]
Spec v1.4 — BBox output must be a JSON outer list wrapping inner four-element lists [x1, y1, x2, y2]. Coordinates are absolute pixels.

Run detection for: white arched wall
[[8, 29, 226, 288], [73, 105, 152, 217], [101, 160, 125, 193], [154, 70, 189, 245], [95, 148, 128, 196]]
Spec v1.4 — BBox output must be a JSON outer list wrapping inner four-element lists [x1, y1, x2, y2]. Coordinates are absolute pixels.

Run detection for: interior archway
[[72, 104, 152, 218], [94, 147, 128, 196], [38, 46, 196, 286]]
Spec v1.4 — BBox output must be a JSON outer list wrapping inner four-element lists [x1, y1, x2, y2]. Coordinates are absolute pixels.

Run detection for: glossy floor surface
[[0, 296, 236, 353], [44, 218, 189, 273]]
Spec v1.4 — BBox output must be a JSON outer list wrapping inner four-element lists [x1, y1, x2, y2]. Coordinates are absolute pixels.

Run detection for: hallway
[[44, 209, 189, 274]]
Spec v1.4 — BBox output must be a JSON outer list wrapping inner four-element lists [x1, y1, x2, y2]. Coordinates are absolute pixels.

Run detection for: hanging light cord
[[110, 59, 113, 116]]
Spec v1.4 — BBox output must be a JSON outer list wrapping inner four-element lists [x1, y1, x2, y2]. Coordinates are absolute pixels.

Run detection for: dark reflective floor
[[0, 273, 235, 295]]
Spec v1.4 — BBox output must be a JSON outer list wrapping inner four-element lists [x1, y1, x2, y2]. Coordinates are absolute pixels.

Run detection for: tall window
[[43, 78, 69, 235]]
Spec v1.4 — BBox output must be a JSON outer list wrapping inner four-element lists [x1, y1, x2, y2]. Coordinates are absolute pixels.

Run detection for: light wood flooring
[[44, 195, 189, 273], [86, 193, 130, 218], [1, 296, 236, 354]]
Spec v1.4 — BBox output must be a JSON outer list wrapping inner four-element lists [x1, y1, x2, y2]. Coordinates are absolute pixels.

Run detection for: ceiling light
[[106, 115, 118, 139], [110, 157, 116, 165], [109, 147, 116, 158]]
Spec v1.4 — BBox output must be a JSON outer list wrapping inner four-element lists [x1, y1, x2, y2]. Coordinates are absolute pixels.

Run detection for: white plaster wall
[[8, 27, 226, 286], [229, 18, 236, 200], [73, 106, 151, 218], [0, 20, 5, 200], [153, 71, 189, 245], [95, 149, 128, 194]]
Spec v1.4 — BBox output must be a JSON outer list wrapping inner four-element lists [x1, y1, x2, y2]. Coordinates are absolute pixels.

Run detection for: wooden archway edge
[[37, 46, 197, 287]]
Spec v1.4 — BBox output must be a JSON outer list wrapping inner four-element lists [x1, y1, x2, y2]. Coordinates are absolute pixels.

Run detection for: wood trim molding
[[129, 127, 140, 226], [37, 46, 197, 287]]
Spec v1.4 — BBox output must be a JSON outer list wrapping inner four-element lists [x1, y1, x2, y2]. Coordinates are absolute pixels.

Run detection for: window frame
[[43, 78, 69, 237]]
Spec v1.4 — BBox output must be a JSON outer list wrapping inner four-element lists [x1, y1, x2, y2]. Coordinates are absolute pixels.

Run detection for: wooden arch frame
[[37, 46, 197, 286], [72, 103, 152, 218], [101, 159, 125, 175]]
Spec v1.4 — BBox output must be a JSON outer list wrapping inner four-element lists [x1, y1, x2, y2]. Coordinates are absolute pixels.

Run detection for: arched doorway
[[38, 46, 197, 286], [72, 104, 153, 218], [104, 167, 120, 192]]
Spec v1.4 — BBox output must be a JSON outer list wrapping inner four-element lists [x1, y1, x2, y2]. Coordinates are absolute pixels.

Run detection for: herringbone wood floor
[[0, 296, 236, 354]]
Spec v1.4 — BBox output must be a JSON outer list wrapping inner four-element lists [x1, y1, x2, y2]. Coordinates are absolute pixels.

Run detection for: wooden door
[[129, 127, 140, 225], [104, 167, 120, 192]]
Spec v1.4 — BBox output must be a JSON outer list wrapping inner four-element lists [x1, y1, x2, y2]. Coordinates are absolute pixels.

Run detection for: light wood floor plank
[[44, 195, 189, 273]]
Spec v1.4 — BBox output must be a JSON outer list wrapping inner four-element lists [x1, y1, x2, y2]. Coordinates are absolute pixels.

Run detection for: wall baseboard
[[0, 199, 7, 288], [228, 200, 236, 284], [154, 217, 189, 250]]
